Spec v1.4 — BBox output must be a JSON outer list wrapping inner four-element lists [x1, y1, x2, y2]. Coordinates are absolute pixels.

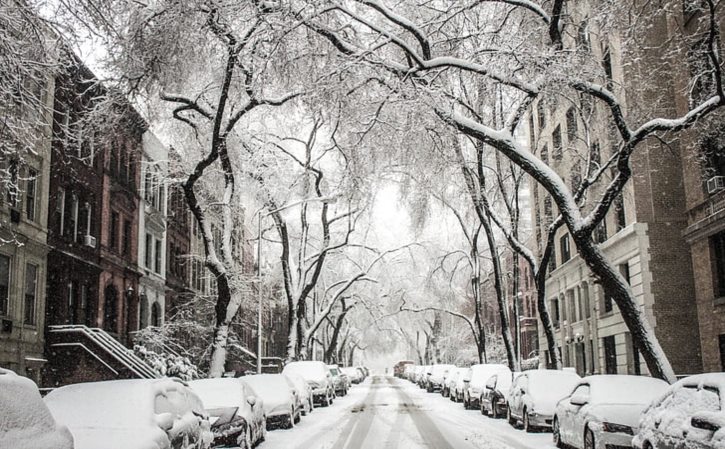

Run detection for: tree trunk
[[573, 233, 675, 381]]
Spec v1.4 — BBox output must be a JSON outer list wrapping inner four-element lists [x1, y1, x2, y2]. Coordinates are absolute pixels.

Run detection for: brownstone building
[[677, 5, 725, 373]]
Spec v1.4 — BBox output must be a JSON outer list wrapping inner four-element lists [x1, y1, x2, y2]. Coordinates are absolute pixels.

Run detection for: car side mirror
[[247, 396, 257, 407], [691, 414, 721, 432], [155, 412, 175, 431], [570, 393, 589, 406]]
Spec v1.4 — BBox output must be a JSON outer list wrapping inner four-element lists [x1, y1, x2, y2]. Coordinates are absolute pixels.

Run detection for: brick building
[[676, 5, 725, 373], [530, 0, 702, 376]]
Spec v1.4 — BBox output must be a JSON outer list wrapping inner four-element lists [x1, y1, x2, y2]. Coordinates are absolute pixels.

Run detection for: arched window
[[103, 285, 118, 332], [151, 302, 161, 327]]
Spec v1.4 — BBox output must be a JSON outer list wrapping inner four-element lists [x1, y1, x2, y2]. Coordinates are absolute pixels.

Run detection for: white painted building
[[137, 131, 168, 328]]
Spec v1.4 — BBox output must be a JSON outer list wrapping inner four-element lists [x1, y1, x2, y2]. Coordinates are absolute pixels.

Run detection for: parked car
[[633, 373, 725, 449], [403, 364, 417, 381], [283, 361, 334, 406], [419, 365, 432, 388], [508, 369, 582, 432], [188, 378, 266, 449], [442, 367, 462, 398], [481, 371, 518, 418], [44, 378, 213, 449], [284, 373, 315, 415], [452, 368, 469, 402], [427, 364, 456, 393], [341, 366, 363, 384], [327, 364, 348, 396], [553, 375, 668, 449], [241, 374, 301, 430], [0, 368, 74, 449], [463, 364, 511, 410]]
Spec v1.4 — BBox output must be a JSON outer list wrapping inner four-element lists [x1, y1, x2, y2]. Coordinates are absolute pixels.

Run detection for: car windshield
[[590, 376, 668, 405], [329, 368, 339, 376], [527, 371, 580, 400]]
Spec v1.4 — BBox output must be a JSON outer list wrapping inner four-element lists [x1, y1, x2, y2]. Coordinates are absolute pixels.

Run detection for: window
[[123, 220, 131, 256], [614, 194, 626, 231], [145, 234, 153, 268], [7, 160, 19, 207], [68, 281, 76, 324], [57, 188, 66, 235], [24, 263, 37, 325], [70, 194, 79, 242], [629, 333, 642, 375], [537, 101, 546, 129], [551, 297, 560, 327], [560, 234, 571, 263], [711, 231, 725, 298], [110, 212, 119, 251], [144, 166, 153, 203], [619, 262, 631, 285], [603, 335, 617, 374], [553, 126, 563, 161], [593, 219, 608, 244], [82, 202, 92, 238], [549, 242, 557, 272], [154, 239, 162, 274], [566, 108, 578, 143], [719, 334, 725, 371], [80, 283, 89, 326], [25, 169, 37, 221], [540, 144, 549, 165], [0, 255, 9, 316]]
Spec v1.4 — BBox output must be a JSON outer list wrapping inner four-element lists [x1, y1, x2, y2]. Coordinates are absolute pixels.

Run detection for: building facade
[[531, 1, 702, 376], [0, 56, 56, 383], [137, 131, 168, 329]]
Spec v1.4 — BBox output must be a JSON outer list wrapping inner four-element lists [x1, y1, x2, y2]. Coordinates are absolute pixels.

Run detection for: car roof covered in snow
[[0, 368, 74, 449], [581, 375, 669, 405], [188, 378, 246, 409], [283, 361, 328, 380]]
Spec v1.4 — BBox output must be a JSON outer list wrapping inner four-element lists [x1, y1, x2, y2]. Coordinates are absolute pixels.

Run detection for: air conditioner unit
[[707, 176, 725, 195], [83, 235, 97, 248]]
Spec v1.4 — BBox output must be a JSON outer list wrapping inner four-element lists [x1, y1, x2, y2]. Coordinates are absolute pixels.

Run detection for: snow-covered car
[[427, 364, 456, 393], [553, 375, 668, 449], [341, 366, 363, 384], [481, 371, 518, 418], [327, 364, 348, 396], [241, 374, 301, 430], [187, 378, 266, 449], [508, 369, 581, 432], [633, 373, 725, 449], [418, 365, 432, 388], [452, 368, 469, 402], [284, 373, 315, 415], [0, 368, 74, 449], [442, 367, 462, 398], [44, 378, 213, 449], [463, 364, 511, 410], [283, 361, 334, 407], [403, 364, 416, 381]]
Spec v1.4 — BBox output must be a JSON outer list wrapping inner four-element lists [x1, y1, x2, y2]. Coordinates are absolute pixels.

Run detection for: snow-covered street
[[262, 376, 555, 449]]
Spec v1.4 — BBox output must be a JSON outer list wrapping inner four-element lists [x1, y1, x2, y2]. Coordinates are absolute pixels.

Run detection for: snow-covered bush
[[133, 344, 199, 380]]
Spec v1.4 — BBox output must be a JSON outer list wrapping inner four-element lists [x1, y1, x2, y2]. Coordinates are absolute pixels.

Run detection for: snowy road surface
[[260, 376, 558, 449]]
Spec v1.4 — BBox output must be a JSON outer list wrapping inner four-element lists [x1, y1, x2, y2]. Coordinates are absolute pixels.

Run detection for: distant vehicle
[[507, 369, 581, 432], [426, 364, 456, 393], [283, 361, 335, 406], [633, 373, 725, 449], [284, 372, 315, 415], [341, 366, 363, 384], [463, 364, 511, 410], [394, 360, 414, 378], [44, 378, 212, 449], [481, 372, 519, 418], [188, 378, 266, 449], [452, 368, 469, 402], [553, 375, 668, 449], [0, 368, 74, 449], [241, 374, 301, 430], [327, 364, 348, 396]]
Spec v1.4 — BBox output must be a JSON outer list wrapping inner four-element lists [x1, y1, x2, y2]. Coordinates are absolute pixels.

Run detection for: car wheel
[[244, 430, 253, 449], [524, 409, 534, 433], [642, 442, 654, 449], [552, 417, 563, 448], [260, 417, 267, 442], [507, 407, 516, 427], [491, 403, 499, 419], [584, 428, 595, 449], [480, 399, 487, 416]]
